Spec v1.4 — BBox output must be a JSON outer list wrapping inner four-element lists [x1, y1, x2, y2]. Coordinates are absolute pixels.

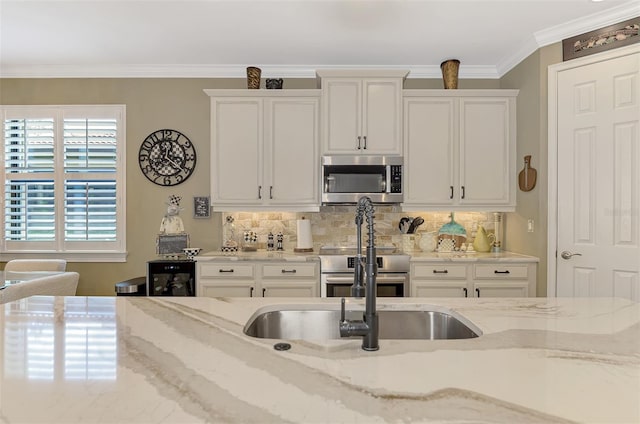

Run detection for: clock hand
[[166, 157, 184, 171]]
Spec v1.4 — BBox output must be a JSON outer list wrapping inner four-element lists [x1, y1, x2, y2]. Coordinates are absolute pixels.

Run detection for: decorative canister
[[401, 234, 420, 253], [246, 66, 261, 89], [265, 78, 283, 89], [418, 231, 438, 252], [437, 212, 467, 251], [440, 59, 460, 89]]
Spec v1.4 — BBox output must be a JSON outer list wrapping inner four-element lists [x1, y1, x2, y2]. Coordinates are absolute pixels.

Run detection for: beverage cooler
[[147, 260, 196, 296]]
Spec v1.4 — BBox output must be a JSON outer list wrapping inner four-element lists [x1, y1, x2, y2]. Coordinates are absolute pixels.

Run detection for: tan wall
[[500, 43, 563, 296], [0, 74, 530, 295]]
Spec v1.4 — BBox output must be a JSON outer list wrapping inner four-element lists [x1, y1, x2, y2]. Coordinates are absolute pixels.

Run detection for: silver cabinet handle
[[357, 136, 362, 150], [363, 135, 367, 150], [561, 251, 582, 260]]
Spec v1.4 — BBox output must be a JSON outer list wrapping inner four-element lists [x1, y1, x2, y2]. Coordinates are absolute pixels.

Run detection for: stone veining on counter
[[1, 296, 638, 423]]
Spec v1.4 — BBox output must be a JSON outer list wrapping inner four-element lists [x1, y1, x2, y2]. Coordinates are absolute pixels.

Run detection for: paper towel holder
[[294, 216, 314, 253]]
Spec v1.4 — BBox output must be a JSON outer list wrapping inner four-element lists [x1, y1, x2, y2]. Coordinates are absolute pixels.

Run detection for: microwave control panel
[[390, 165, 402, 193]]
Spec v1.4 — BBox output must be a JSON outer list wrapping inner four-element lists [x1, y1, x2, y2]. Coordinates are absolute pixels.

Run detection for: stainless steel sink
[[243, 308, 481, 340]]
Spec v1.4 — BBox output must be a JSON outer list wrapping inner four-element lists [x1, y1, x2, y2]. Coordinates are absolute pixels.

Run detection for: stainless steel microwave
[[321, 155, 403, 204]]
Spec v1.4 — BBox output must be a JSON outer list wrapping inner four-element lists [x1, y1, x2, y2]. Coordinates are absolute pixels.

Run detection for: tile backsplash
[[223, 206, 502, 251]]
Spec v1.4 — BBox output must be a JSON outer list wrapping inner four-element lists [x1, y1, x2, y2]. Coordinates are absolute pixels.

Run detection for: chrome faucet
[[339, 196, 379, 351]]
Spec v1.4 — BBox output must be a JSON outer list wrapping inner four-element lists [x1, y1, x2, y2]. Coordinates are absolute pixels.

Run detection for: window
[[0, 105, 126, 261]]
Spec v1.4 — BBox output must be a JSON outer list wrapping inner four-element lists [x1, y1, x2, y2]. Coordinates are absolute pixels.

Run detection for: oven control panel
[[347, 257, 384, 269]]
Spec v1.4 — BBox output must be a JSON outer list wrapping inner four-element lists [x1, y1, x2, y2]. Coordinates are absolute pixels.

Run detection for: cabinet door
[[211, 98, 262, 204], [472, 282, 528, 298], [459, 98, 512, 206], [322, 79, 361, 153], [261, 282, 319, 297], [362, 79, 403, 154], [200, 283, 255, 297], [266, 98, 319, 205], [404, 97, 456, 207], [412, 282, 468, 297]]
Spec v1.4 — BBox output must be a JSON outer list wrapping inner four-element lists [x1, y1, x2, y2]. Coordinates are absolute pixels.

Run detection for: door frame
[[547, 43, 640, 297]]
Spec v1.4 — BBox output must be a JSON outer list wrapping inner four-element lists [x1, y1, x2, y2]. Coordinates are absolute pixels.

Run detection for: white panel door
[[362, 79, 402, 154], [556, 50, 640, 300], [322, 79, 361, 153], [403, 97, 456, 206], [266, 98, 319, 206], [460, 98, 511, 206], [211, 99, 262, 204]]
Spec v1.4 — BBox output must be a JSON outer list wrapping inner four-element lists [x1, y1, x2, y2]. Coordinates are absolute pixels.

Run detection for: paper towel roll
[[296, 219, 313, 250]]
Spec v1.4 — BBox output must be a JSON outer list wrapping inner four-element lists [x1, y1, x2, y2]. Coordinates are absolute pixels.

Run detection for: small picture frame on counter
[[193, 196, 210, 218], [156, 234, 190, 255]]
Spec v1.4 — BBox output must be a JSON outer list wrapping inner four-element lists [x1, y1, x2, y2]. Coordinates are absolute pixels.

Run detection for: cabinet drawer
[[411, 264, 467, 279], [474, 264, 528, 279], [262, 263, 317, 279], [198, 263, 254, 278]]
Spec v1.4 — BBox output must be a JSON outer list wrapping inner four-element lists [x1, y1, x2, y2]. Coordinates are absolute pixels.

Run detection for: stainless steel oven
[[319, 247, 410, 297]]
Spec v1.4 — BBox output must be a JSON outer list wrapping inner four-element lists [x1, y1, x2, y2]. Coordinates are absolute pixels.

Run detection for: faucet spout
[[339, 196, 379, 351]]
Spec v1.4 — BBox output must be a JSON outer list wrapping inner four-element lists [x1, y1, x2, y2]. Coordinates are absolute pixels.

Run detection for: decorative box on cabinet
[[204, 90, 321, 211], [402, 90, 518, 211], [317, 70, 408, 155], [196, 260, 319, 298], [410, 259, 536, 298]]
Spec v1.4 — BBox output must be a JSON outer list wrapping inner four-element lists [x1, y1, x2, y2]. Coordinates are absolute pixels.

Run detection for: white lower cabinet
[[197, 260, 319, 298], [411, 261, 536, 298]]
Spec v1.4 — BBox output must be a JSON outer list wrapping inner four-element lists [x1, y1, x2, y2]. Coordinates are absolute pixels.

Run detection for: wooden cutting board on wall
[[518, 155, 537, 192]]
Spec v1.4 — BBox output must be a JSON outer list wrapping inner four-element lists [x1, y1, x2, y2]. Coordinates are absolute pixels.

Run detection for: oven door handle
[[324, 276, 357, 283], [324, 275, 407, 283]]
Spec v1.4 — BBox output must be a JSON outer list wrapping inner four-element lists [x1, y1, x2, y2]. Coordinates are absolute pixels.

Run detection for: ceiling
[[0, 0, 638, 79]]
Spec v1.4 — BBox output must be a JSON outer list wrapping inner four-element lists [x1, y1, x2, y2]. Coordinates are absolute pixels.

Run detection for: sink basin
[[243, 308, 481, 340]]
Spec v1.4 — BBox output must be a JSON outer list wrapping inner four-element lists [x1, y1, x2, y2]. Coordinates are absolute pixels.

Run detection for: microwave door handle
[[325, 176, 335, 193], [384, 170, 390, 193]]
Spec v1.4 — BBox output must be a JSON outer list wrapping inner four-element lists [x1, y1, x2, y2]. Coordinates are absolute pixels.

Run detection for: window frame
[[0, 105, 127, 262]]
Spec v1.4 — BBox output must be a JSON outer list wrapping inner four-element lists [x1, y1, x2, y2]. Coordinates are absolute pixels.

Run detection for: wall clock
[[138, 129, 197, 186]]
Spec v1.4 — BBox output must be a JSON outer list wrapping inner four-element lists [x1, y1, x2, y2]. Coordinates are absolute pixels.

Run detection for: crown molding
[[495, 0, 639, 77], [495, 35, 542, 78], [3, 1, 636, 80], [0, 64, 501, 79], [535, 0, 640, 48]]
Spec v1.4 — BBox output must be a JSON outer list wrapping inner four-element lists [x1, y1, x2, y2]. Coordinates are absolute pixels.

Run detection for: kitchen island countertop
[[0, 296, 637, 423]]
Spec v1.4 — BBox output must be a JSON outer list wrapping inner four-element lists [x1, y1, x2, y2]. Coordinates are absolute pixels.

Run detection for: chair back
[[0, 272, 79, 304], [4, 259, 67, 272]]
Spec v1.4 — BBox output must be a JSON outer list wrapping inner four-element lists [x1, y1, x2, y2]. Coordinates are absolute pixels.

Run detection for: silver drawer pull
[[281, 269, 297, 274], [218, 269, 234, 273], [432, 269, 449, 274]]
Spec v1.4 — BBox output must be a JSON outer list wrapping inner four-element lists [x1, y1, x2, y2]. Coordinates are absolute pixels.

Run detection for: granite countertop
[[0, 296, 637, 423], [198, 250, 319, 262], [409, 251, 540, 262], [198, 250, 539, 263]]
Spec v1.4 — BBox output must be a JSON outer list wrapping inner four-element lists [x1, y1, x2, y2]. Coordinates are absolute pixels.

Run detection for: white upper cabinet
[[317, 70, 407, 155], [402, 90, 518, 211], [205, 90, 321, 211]]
